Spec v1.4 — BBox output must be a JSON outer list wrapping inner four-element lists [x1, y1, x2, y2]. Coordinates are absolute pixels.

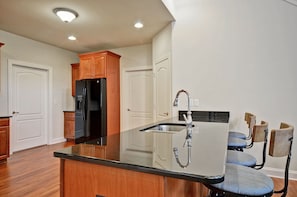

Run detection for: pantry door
[[122, 67, 154, 153], [8, 60, 49, 152], [122, 67, 154, 131], [155, 56, 171, 121]]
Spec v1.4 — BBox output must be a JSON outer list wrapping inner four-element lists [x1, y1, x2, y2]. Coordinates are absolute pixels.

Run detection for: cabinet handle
[[163, 112, 169, 116], [127, 108, 131, 111], [12, 111, 19, 115]]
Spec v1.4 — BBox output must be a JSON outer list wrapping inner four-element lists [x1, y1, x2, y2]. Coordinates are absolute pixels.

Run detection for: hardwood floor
[[0, 142, 73, 197], [0, 142, 296, 197]]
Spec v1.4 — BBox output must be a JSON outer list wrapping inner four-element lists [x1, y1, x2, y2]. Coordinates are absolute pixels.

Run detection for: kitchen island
[[54, 117, 229, 197]]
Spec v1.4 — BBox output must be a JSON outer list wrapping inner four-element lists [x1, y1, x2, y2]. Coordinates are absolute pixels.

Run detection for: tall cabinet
[[71, 51, 121, 136]]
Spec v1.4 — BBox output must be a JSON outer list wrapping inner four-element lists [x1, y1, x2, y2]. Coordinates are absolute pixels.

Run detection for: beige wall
[[0, 30, 79, 144], [171, 0, 297, 177]]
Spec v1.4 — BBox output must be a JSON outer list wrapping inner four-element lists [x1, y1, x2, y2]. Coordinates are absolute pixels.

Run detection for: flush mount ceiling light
[[134, 21, 144, 29], [53, 8, 78, 23], [68, 35, 77, 41]]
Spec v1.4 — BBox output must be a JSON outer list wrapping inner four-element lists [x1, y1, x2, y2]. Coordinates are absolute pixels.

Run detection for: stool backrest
[[245, 112, 256, 128], [269, 122, 294, 157], [268, 122, 294, 196], [245, 112, 256, 140], [252, 120, 269, 169], [244, 112, 252, 122], [252, 120, 268, 142]]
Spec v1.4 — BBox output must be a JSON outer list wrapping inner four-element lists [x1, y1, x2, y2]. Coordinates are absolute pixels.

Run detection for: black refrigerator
[[75, 78, 107, 144]]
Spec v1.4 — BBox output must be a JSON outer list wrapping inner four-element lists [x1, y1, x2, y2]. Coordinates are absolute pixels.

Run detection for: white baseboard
[[49, 137, 66, 145], [261, 167, 297, 181]]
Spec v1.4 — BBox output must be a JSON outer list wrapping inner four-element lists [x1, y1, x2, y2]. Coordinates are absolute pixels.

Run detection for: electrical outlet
[[190, 98, 199, 107]]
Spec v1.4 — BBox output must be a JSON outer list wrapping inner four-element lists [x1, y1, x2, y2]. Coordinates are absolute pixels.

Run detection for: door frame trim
[[8, 59, 53, 153]]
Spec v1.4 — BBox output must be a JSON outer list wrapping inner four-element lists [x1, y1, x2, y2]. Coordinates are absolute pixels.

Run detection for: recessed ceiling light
[[68, 35, 77, 41], [53, 8, 79, 23], [134, 22, 144, 29]]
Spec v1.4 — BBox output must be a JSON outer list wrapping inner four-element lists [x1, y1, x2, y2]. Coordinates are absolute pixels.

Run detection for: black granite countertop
[[0, 116, 12, 118], [54, 117, 229, 184]]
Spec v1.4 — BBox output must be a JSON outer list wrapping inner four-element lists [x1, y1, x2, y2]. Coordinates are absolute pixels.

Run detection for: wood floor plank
[[0, 142, 296, 197]]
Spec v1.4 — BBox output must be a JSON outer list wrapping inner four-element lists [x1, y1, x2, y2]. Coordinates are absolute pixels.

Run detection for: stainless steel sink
[[139, 123, 193, 133]]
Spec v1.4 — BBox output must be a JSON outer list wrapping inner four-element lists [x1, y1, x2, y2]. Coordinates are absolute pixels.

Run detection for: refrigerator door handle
[[82, 87, 87, 120]]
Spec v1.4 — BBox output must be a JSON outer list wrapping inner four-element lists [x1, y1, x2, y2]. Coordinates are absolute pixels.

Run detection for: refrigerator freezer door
[[75, 80, 85, 139]]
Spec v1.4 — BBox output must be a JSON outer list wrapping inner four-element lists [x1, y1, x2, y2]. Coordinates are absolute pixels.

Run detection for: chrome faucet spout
[[173, 89, 190, 112], [172, 89, 193, 168]]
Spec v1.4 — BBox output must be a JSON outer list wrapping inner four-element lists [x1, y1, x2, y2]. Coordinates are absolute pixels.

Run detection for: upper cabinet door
[[93, 55, 106, 78], [79, 56, 94, 79]]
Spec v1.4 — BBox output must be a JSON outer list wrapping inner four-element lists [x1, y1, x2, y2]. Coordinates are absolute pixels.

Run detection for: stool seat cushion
[[211, 164, 274, 196], [226, 150, 257, 167], [229, 131, 246, 139], [228, 136, 247, 148]]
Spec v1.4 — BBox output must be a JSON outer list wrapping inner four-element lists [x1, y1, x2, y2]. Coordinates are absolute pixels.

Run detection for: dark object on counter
[[75, 78, 107, 144], [179, 111, 229, 123]]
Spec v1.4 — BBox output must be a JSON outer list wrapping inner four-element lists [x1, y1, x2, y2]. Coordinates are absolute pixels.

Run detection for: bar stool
[[229, 112, 255, 140], [205, 122, 294, 197], [227, 120, 268, 169], [228, 115, 256, 151]]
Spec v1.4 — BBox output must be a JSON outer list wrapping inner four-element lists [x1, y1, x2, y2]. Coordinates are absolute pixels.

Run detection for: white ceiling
[[0, 0, 174, 53]]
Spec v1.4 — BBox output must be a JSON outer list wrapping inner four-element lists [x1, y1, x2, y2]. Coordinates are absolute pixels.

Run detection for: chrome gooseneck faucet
[[173, 89, 193, 168]]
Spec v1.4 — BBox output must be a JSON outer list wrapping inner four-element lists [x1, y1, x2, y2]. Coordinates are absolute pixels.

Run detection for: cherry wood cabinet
[[71, 63, 79, 97], [69, 51, 121, 137], [78, 51, 120, 80], [64, 112, 75, 141], [77, 50, 121, 136], [0, 118, 10, 162]]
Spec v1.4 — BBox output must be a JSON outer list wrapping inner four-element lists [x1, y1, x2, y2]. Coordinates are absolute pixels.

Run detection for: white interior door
[[9, 62, 48, 152], [123, 68, 154, 130], [122, 67, 154, 154], [155, 56, 171, 121]]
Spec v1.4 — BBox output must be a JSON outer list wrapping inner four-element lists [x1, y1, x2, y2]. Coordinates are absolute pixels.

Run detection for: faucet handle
[[183, 114, 188, 122], [183, 114, 192, 124]]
